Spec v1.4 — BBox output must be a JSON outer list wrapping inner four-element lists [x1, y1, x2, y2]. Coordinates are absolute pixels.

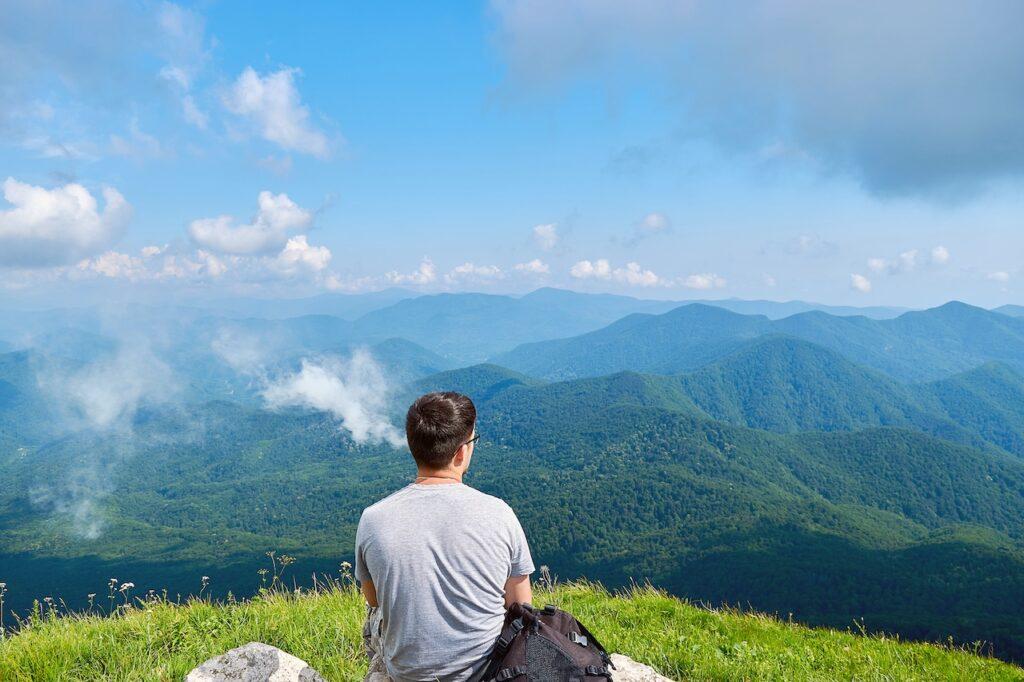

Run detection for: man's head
[[405, 391, 477, 473]]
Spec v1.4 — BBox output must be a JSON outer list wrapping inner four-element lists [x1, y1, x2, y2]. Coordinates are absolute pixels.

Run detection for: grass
[[0, 579, 1022, 681]]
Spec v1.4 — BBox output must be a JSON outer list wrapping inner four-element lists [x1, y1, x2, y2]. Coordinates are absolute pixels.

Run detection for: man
[[356, 391, 535, 681]]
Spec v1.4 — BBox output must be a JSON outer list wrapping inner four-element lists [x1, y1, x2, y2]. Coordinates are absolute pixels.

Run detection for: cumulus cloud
[[188, 190, 313, 255], [224, 67, 331, 158], [261, 350, 404, 447], [931, 245, 951, 265], [570, 259, 664, 287], [850, 273, 872, 293], [514, 258, 549, 274], [569, 258, 612, 280], [76, 251, 148, 280], [988, 271, 1011, 283], [492, 0, 1024, 196], [273, 235, 332, 274], [680, 272, 726, 290], [385, 258, 437, 286], [532, 223, 559, 250], [868, 249, 918, 275], [0, 177, 131, 267], [868, 245, 951, 275], [445, 262, 504, 284]]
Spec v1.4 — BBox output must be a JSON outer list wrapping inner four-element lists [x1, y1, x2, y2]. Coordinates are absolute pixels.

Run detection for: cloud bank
[[492, 0, 1024, 196], [0, 178, 131, 267]]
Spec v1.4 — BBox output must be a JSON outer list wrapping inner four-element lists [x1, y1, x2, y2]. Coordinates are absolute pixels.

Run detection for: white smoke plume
[[261, 349, 405, 447]]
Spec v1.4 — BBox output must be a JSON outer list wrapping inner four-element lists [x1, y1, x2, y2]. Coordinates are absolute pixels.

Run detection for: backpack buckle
[[569, 631, 589, 647]]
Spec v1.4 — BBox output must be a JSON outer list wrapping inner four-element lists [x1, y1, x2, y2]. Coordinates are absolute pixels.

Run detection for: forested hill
[[3, 293, 1024, 664], [494, 300, 1024, 382]]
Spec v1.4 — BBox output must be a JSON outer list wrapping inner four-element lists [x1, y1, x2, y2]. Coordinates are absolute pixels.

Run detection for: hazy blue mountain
[[995, 304, 1024, 318], [492, 304, 772, 380], [198, 288, 415, 320], [346, 289, 685, 362], [687, 298, 909, 320], [498, 301, 1024, 382]]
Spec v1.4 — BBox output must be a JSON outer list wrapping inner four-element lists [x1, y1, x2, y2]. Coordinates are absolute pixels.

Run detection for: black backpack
[[481, 603, 615, 681]]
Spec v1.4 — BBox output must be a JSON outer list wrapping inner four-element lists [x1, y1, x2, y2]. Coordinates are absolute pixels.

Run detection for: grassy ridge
[[1, 582, 1021, 681]]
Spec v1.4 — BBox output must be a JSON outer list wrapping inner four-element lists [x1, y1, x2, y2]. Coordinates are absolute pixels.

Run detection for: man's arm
[[504, 574, 532, 608], [361, 577, 379, 607]]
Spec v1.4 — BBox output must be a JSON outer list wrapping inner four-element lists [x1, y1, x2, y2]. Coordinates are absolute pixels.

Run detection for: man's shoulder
[[461, 485, 515, 513], [359, 485, 415, 523]]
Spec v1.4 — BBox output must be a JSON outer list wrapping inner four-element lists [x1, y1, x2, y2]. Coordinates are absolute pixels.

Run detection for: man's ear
[[452, 445, 466, 468]]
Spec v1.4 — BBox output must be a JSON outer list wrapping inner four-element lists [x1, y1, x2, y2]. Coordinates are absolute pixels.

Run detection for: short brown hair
[[405, 392, 476, 468]]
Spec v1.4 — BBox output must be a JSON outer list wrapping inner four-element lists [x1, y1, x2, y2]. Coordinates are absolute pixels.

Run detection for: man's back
[[356, 482, 534, 681]]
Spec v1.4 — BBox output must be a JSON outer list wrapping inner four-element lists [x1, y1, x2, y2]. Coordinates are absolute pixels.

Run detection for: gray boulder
[[610, 653, 675, 682], [185, 642, 326, 682]]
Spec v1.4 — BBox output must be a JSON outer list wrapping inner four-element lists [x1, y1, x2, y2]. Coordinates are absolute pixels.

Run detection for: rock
[[185, 642, 327, 682], [610, 653, 675, 682]]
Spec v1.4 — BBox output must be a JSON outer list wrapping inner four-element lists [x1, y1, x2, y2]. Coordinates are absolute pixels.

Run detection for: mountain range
[[2, 290, 1024, 660]]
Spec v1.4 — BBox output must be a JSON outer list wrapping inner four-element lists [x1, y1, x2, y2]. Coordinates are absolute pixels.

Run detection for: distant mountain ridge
[[495, 300, 1024, 382]]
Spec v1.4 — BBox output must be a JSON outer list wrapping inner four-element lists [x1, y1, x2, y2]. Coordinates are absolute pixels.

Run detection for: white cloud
[[188, 190, 313, 255], [385, 258, 437, 286], [988, 271, 1011, 283], [570, 258, 665, 287], [274, 235, 332, 274], [195, 249, 228, 277], [514, 258, 549, 274], [850, 273, 872, 292], [628, 212, 671, 245], [680, 272, 726, 290], [868, 246, 950, 274], [76, 251, 147, 280], [867, 249, 917, 275], [532, 223, 559, 250], [223, 67, 331, 158], [261, 350, 404, 447], [445, 262, 504, 283], [931, 245, 951, 265], [0, 178, 130, 267], [615, 261, 661, 286], [181, 95, 208, 130], [570, 258, 612, 279], [763, 274, 777, 287]]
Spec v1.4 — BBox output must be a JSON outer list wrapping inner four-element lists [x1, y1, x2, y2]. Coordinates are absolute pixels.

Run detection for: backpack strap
[[492, 617, 524, 659], [573, 619, 614, 669], [583, 664, 612, 679], [494, 666, 527, 681]]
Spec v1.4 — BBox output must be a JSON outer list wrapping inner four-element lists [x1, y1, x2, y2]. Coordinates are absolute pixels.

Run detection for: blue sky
[[1, 0, 1023, 308]]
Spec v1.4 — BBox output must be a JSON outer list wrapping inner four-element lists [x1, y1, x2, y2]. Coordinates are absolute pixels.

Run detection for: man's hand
[[504, 574, 532, 608], [361, 577, 379, 607]]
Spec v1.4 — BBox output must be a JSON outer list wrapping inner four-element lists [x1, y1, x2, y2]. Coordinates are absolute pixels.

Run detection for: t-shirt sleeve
[[507, 508, 535, 577], [354, 512, 372, 583]]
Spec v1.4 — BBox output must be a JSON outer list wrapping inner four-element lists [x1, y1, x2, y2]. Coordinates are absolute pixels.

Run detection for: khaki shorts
[[362, 605, 392, 682]]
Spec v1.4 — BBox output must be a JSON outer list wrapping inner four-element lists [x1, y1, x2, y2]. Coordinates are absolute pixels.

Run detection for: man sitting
[[356, 391, 535, 681]]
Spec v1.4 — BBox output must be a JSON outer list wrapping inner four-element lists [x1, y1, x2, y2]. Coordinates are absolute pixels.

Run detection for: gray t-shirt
[[355, 483, 535, 681]]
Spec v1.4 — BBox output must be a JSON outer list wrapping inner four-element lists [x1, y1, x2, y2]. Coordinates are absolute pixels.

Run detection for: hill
[[495, 301, 1024, 382], [8, 357, 1024, 658], [1, 582, 1020, 681]]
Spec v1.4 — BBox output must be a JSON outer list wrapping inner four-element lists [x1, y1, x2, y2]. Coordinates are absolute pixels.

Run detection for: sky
[[1, 0, 1023, 309]]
